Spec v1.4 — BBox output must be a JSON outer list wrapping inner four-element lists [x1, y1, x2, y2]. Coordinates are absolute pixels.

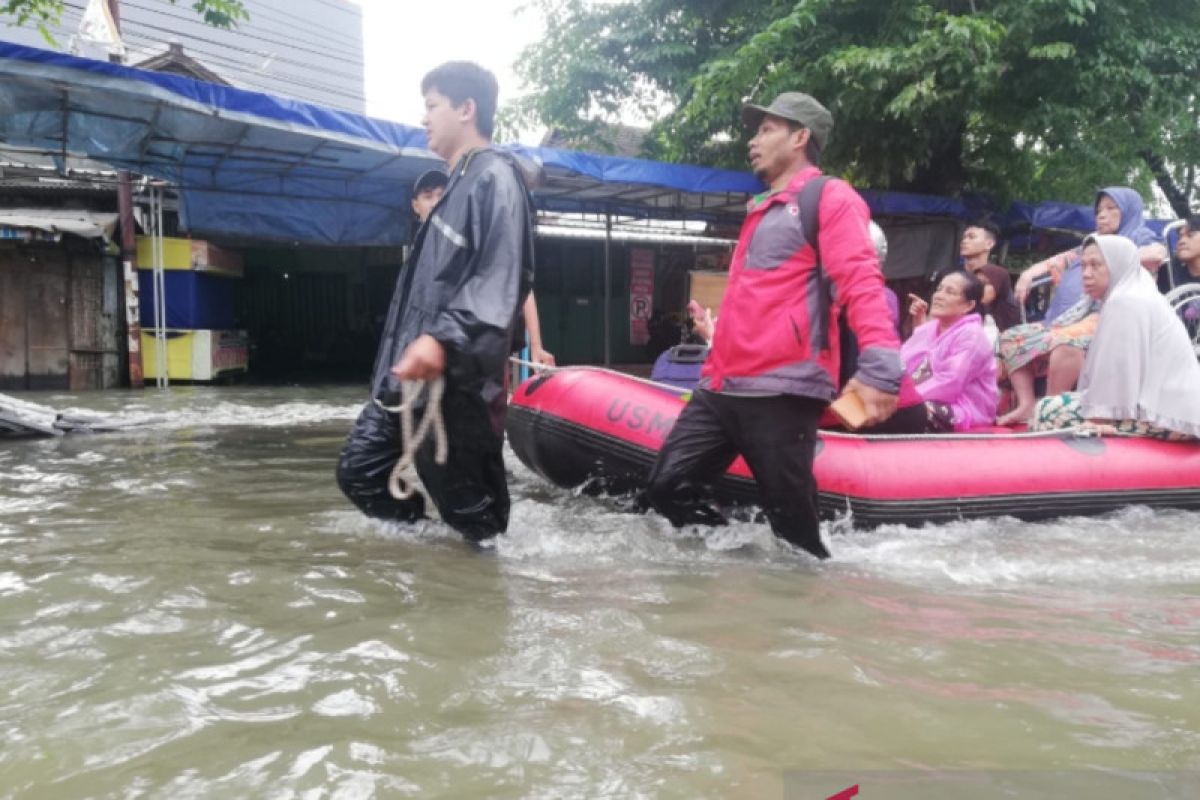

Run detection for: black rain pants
[[644, 388, 830, 559], [336, 390, 510, 542]]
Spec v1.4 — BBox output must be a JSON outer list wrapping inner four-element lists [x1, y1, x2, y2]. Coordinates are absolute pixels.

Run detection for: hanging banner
[[629, 248, 654, 346], [76, 0, 126, 57]]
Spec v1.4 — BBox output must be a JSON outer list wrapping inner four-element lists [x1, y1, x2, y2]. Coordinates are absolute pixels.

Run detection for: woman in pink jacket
[[866, 270, 998, 433]]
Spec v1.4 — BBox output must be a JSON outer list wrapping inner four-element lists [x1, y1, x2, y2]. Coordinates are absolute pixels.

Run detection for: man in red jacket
[[645, 92, 901, 559]]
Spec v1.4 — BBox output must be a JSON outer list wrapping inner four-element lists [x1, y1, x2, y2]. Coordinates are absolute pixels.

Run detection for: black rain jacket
[[371, 147, 538, 435]]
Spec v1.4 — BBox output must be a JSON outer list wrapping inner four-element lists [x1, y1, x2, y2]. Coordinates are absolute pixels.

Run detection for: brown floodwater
[[2, 386, 1199, 799]]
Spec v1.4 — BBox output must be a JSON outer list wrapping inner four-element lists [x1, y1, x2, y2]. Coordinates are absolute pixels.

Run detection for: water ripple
[[2, 386, 1200, 797]]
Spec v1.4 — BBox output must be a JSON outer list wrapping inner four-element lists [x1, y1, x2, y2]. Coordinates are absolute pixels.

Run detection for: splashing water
[[2, 385, 1199, 798]]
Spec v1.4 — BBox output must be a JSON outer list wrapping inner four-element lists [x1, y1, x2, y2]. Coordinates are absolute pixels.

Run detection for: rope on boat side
[[508, 357, 690, 395], [507, 359, 1130, 441], [817, 425, 1111, 441]]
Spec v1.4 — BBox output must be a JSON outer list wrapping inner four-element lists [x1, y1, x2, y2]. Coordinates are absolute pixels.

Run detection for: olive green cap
[[742, 92, 833, 152]]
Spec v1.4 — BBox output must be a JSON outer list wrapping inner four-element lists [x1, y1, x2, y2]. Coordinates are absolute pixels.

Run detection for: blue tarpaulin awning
[[0, 40, 1174, 247], [0, 41, 764, 244], [0, 41, 441, 245]]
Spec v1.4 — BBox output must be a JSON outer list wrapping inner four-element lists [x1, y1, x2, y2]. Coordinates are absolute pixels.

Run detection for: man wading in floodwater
[[336, 61, 536, 542], [644, 92, 901, 559]]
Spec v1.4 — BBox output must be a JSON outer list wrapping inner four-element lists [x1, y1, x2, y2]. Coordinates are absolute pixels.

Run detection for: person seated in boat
[[960, 221, 1021, 332], [1177, 214, 1200, 279], [1032, 235, 1200, 440], [1168, 215, 1200, 327], [996, 187, 1167, 425], [861, 270, 997, 433], [1161, 213, 1200, 296], [649, 310, 710, 390], [686, 299, 717, 344], [650, 340, 709, 390]]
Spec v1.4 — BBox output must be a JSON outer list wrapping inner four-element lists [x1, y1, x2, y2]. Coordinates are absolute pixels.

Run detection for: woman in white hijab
[[1032, 233, 1200, 439]]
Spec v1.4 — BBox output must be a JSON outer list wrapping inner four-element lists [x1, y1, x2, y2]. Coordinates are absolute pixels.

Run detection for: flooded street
[[2, 386, 1199, 798]]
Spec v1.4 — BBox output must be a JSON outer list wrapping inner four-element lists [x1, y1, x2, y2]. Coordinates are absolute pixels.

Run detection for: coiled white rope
[[375, 378, 448, 501]]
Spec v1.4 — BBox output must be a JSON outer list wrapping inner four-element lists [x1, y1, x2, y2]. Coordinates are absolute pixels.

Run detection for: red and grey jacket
[[701, 166, 901, 400]]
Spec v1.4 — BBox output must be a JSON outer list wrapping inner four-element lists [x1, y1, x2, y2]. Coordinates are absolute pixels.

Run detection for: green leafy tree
[[2, 0, 249, 44], [516, 0, 1200, 213]]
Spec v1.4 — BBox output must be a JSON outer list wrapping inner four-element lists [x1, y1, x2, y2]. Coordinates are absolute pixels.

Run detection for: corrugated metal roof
[[0, 175, 119, 194], [0, 208, 119, 239]]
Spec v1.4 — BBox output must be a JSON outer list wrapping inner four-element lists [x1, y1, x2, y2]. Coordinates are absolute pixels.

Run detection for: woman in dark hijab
[[996, 186, 1167, 425]]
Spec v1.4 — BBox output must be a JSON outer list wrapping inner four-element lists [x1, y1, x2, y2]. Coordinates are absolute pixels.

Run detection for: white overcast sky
[[353, 0, 544, 138]]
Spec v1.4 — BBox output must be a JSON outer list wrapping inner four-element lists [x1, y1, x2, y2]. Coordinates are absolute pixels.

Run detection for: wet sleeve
[[818, 181, 902, 393], [426, 168, 528, 380]]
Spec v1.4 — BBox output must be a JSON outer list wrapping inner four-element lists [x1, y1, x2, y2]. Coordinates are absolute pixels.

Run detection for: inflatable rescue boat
[[506, 367, 1200, 527]]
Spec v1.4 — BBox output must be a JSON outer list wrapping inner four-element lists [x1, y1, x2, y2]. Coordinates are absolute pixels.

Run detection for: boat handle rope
[[375, 377, 448, 501], [509, 356, 694, 395], [507, 358, 1135, 442], [818, 423, 1118, 441]]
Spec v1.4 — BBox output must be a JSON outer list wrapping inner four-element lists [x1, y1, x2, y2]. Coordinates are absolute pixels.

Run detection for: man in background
[[960, 221, 1020, 331], [410, 167, 447, 226]]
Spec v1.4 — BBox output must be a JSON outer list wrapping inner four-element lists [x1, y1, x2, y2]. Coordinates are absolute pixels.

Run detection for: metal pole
[[109, 0, 144, 387], [117, 175, 144, 388], [149, 187, 169, 388], [603, 212, 612, 366], [157, 191, 167, 387]]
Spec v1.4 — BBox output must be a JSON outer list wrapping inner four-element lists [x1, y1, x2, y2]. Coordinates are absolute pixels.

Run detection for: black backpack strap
[[798, 175, 831, 259], [798, 175, 832, 351]]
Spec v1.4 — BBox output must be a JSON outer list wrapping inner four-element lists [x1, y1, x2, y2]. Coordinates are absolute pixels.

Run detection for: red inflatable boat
[[506, 366, 1200, 527]]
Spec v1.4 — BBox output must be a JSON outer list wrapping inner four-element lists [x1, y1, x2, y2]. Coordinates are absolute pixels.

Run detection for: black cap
[[1186, 213, 1200, 232], [413, 168, 448, 195], [742, 92, 833, 152]]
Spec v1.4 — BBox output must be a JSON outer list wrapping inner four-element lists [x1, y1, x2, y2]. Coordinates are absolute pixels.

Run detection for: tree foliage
[[2, 0, 249, 44], [515, 0, 1200, 213]]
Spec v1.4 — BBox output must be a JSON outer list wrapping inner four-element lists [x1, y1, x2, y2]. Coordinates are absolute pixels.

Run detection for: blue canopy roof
[[858, 189, 969, 220], [0, 41, 761, 245], [0, 40, 1174, 247], [0, 41, 440, 246], [509, 143, 761, 220]]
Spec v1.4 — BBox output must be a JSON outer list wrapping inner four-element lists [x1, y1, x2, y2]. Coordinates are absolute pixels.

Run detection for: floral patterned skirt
[[1032, 391, 1190, 440], [998, 314, 1099, 375], [1030, 392, 1085, 431]]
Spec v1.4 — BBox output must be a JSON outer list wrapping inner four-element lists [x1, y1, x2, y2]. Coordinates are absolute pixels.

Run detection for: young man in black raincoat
[[336, 61, 536, 542]]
